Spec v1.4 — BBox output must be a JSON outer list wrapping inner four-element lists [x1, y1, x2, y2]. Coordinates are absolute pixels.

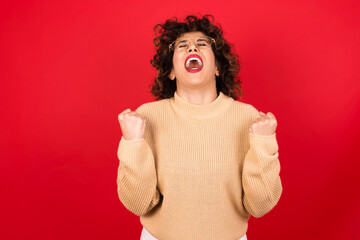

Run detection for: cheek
[[206, 51, 217, 70], [172, 53, 182, 68], [209, 52, 216, 64]]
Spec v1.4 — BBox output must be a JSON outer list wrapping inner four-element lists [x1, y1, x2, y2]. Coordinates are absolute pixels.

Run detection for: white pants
[[140, 227, 248, 240]]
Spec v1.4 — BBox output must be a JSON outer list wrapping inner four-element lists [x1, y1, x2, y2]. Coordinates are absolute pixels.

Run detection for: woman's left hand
[[249, 111, 277, 136]]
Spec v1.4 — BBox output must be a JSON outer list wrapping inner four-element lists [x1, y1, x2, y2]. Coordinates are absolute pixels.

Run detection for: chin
[[186, 75, 204, 83]]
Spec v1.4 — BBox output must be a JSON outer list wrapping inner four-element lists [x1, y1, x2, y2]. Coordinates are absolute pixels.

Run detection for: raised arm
[[116, 105, 161, 216], [242, 106, 283, 218]]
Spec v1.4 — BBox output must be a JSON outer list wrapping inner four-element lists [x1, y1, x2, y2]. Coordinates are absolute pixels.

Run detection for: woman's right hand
[[118, 108, 146, 141]]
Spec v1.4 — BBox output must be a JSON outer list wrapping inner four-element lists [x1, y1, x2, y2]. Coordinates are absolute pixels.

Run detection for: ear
[[169, 68, 175, 80], [215, 64, 220, 77]]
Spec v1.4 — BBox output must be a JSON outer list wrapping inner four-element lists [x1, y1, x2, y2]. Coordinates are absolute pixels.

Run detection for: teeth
[[186, 57, 203, 69]]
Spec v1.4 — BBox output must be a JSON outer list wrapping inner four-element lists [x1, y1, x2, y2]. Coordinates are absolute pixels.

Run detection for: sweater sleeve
[[116, 105, 161, 216], [242, 131, 283, 218]]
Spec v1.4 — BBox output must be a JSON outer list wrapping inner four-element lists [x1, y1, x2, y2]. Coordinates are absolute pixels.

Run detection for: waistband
[[140, 227, 248, 240]]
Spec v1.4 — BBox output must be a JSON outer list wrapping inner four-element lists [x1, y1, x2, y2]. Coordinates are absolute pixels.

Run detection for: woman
[[117, 15, 282, 240]]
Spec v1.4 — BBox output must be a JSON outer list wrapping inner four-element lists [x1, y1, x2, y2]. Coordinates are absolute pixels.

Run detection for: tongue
[[188, 60, 200, 69]]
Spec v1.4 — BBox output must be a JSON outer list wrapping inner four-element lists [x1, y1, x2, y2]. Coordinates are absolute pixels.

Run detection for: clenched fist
[[249, 111, 277, 136], [118, 108, 146, 141]]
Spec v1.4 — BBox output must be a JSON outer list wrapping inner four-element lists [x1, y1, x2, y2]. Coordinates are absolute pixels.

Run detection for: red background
[[1, 0, 360, 239]]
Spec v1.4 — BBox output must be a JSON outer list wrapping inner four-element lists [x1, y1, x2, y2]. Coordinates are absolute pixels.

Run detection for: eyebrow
[[177, 38, 208, 44]]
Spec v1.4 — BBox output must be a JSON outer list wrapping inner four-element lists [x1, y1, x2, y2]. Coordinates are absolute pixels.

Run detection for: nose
[[187, 41, 198, 53]]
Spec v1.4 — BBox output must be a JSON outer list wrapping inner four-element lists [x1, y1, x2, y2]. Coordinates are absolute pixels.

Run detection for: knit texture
[[117, 91, 283, 240]]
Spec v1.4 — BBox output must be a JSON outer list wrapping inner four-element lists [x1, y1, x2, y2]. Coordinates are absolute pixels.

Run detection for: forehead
[[176, 31, 207, 41]]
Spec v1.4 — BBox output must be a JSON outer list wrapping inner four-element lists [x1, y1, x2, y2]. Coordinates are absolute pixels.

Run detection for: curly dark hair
[[149, 14, 244, 100]]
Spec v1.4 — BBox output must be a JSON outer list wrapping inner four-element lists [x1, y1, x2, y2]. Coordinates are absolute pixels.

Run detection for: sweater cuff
[[121, 136, 144, 142], [249, 133, 278, 161], [117, 136, 152, 169]]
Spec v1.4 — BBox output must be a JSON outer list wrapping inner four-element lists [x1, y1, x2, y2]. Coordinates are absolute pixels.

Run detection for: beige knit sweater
[[117, 91, 283, 240]]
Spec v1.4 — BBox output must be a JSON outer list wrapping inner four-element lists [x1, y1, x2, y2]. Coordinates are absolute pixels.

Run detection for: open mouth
[[184, 54, 203, 73]]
